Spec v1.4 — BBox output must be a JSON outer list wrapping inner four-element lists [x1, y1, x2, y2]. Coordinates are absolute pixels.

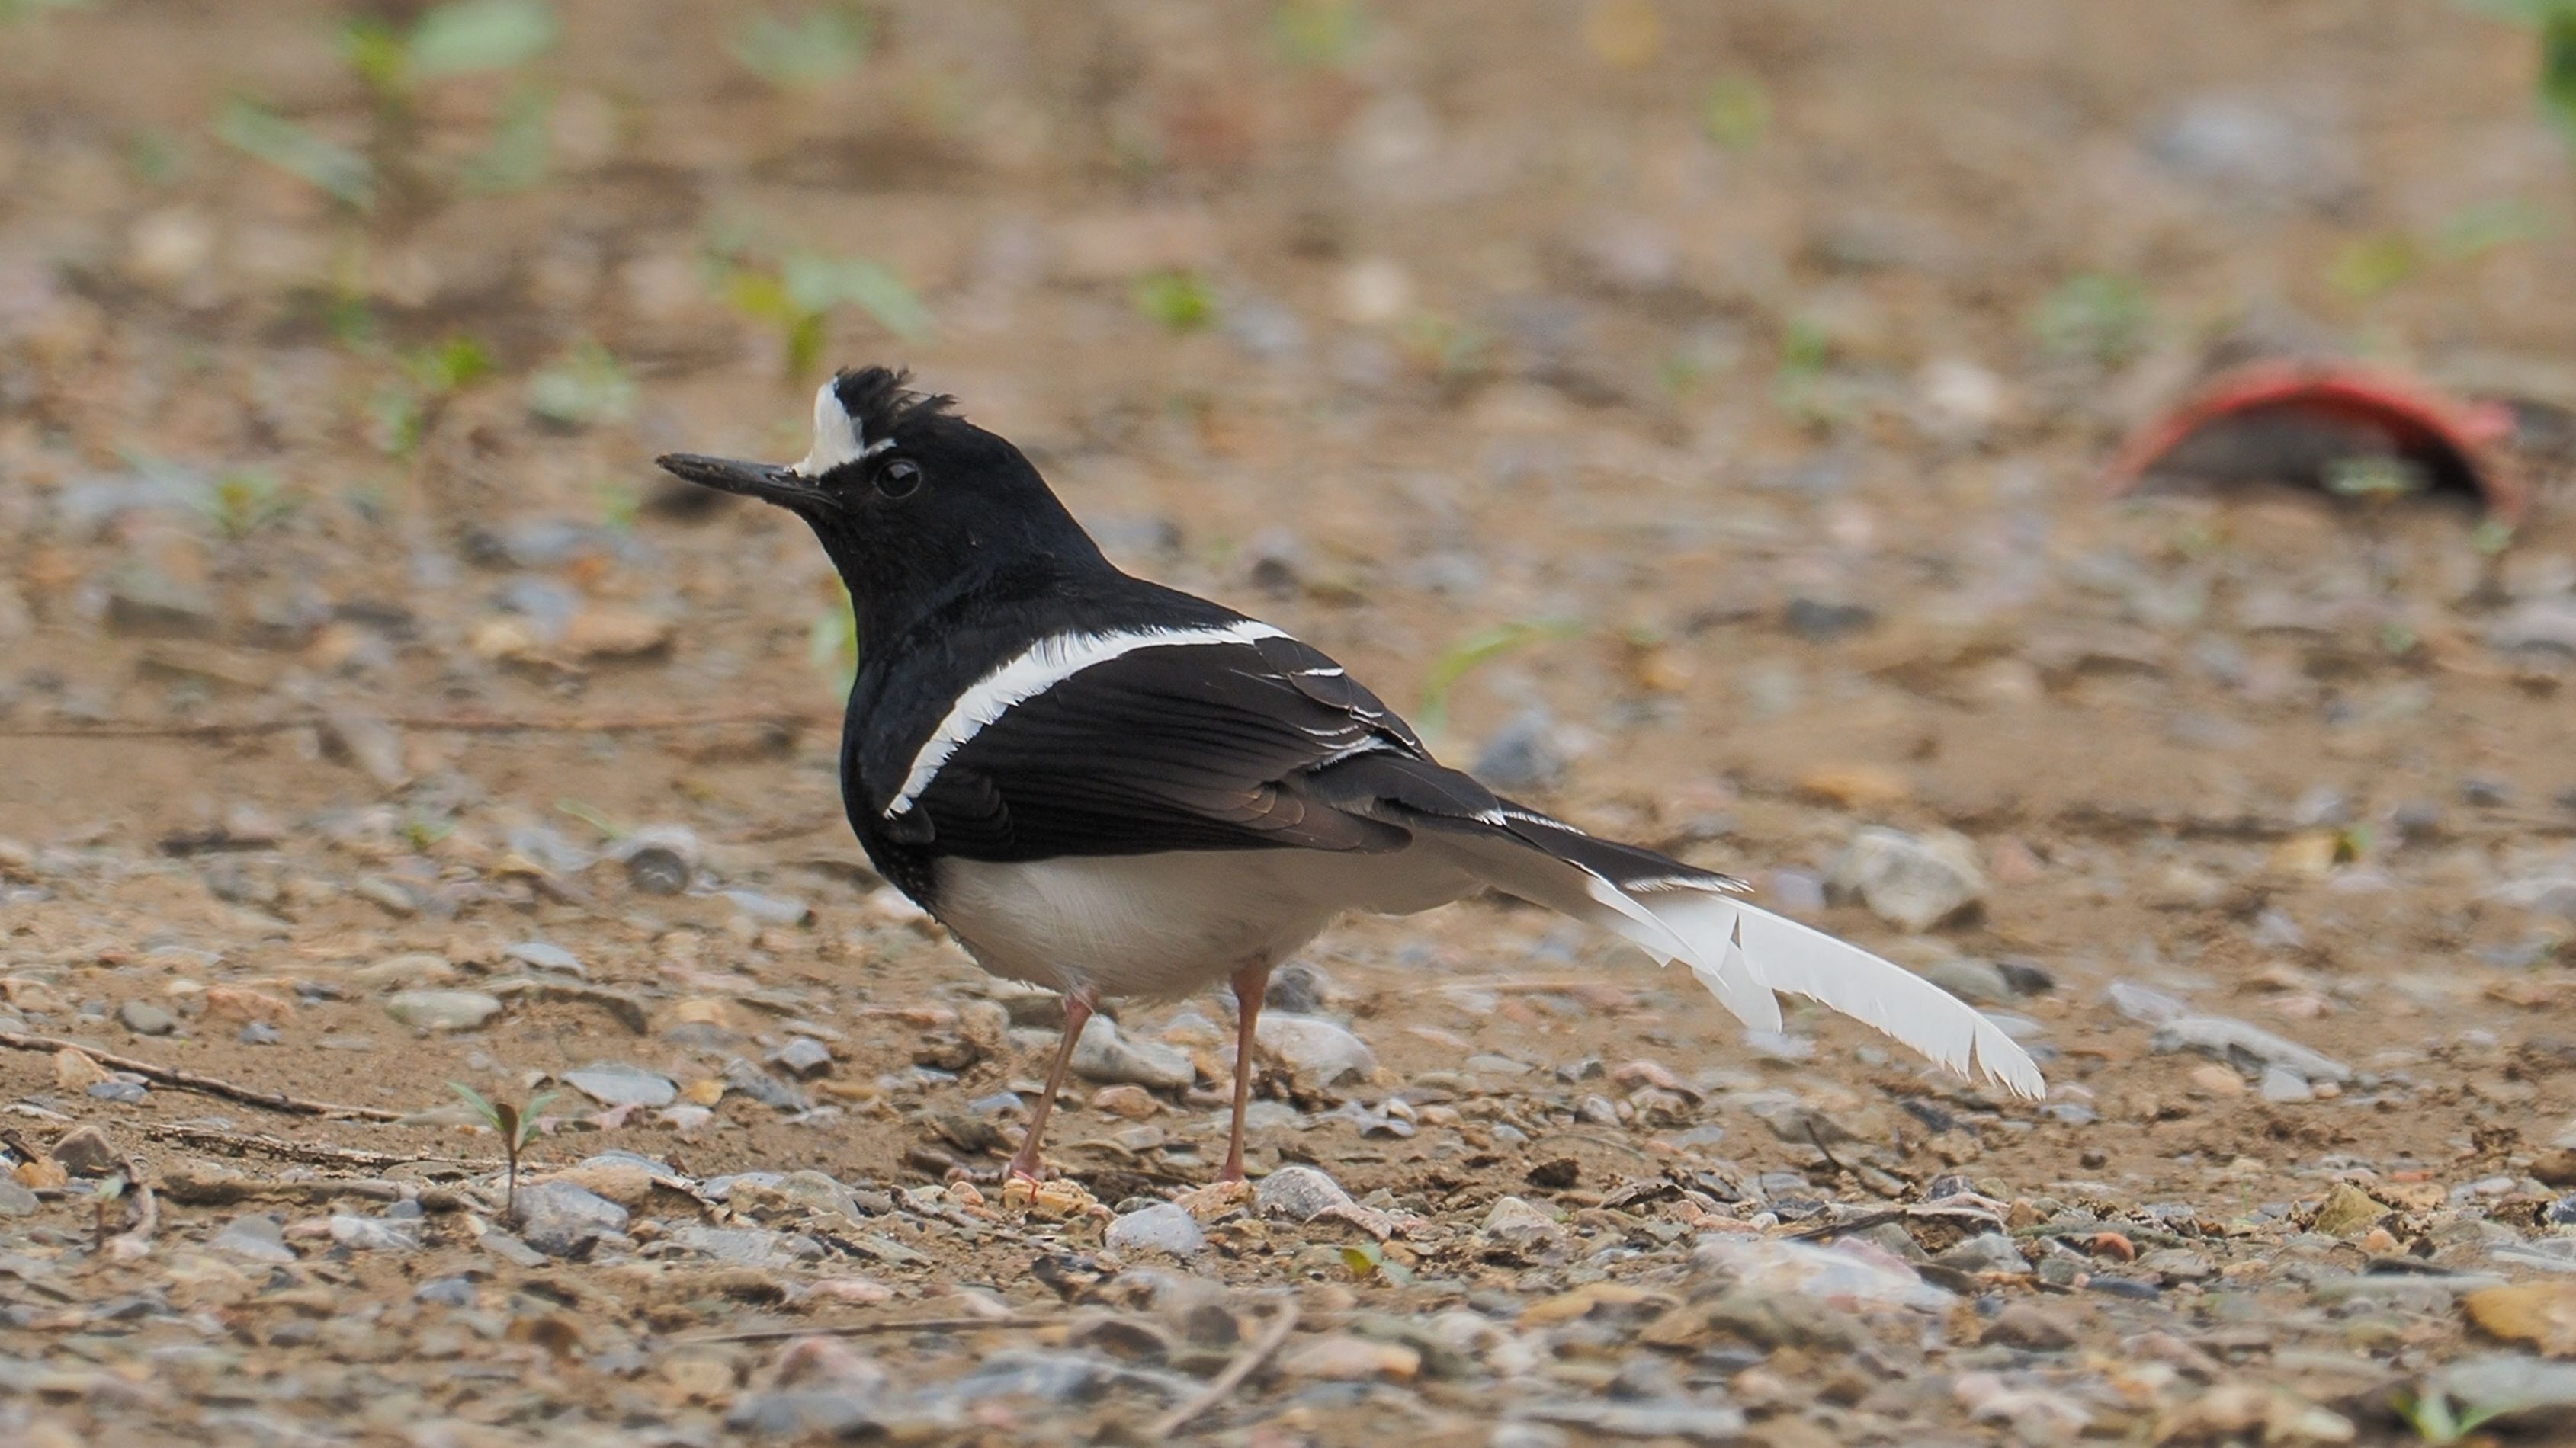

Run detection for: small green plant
[[91, 1170, 127, 1253], [1339, 1241, 1413, 1285], [0, 0, 85, 27], [1700, 75, 1769, 149], [526, 341, 637, 429], [810, 578, 860, 690], [2327, 233, 2420, 299], [2029, 272, 2151, 364], [2391, 1384, 2512, 1445], [1770, 316, 1840, 425], [713, 247, 934, 377], [370, 335, 495, 456], [1415, 619, 1583, 738], [733, 4, 871, 88], [1131, 270, 1216, 332], [219, 0, 557, 216], [2465, 2, 2576, 153], [448, 1081, 559, 1222], [1271, 0, 1365, 68], [193, 470, 298, 540]]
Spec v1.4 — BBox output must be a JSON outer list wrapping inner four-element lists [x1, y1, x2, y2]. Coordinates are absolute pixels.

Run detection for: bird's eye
[[874, 460, 922, 499]]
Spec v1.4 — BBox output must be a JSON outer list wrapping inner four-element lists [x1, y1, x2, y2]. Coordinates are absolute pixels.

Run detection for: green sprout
[[220, 0, 557, 215], [92, 1171, 127, 1254], [2391, 1386, 2512, 1446], [714, 249, 933, 377], [193, 470, 298, 540], [1700, 75, 1769, 149], [1415, 619, 1583, 739], [2029, 273, 2151, 364], [733, 5, 871, 88], [527, 341, 637, 429], [1339, 1241, 1413, 1285], [2327, 233, 2420, 299], [449, 1081, 560, 1222], [370, 335, 494, 456], [1131, 270, 1217, 332], [1271, 0, 1365, 69]]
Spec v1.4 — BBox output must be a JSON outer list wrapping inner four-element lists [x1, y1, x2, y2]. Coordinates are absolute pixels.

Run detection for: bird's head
[[657, 367, 1100, 625]]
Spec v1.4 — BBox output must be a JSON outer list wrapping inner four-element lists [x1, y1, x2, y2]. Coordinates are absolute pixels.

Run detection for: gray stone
[[1105, 1202, 1206, 1257], [614, 825, 701, 896], [1480, 1196, 1566, 1254], [0, 1179, 40, 1218], [768, 1036, 834, 1079], [2151, 1015, 2352, 1083], [662, 1225, 797, 1265], [1934, 1232, 2029, 1275], [2106, 980, 2189, 1025], [351, 953, 456, 989], [49, 1125, 119, 1177], [2424, 1353, 2576, 1432], [505, 940, 584, 976], [1069, 1016, 1194, 1091], [2260, 1065, 2315, 1104], [1256, 1164, 1355, 1222], [1923, 957, 2013, 1005], [2145, 94, 2356, 207], [384, 989, 502, 1032], [723, 889, 811, 925], [723, 1056, 811, 1111], [1827, 827, 1987, 931], [1262, 962, 1333, 1015], [414, 1276, 476, 1307], [515, 1179, 629, 1257], [562, 1062, 677, 1109], [727, 1388, 888, 1439], [1519, 1400, 1749, 1441], [118, 1001, 175, 1036], [328, 1213, 423, 1251], [1472, 710, 1569, 793], [210, 1213, 296, 1263], [1255, 1012, 1377, 1088]]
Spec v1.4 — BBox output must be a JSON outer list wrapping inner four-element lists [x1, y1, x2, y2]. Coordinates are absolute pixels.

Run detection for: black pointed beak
[[653, 453, 832, 511]]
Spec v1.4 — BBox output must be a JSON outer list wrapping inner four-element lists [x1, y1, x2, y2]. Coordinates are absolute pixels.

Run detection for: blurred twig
[[0, 1031, 404, 1120], [0, 706, 824, 740]]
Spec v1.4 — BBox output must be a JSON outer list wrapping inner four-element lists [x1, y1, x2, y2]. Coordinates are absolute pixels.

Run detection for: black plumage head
[[657, 366, 1106, 640]]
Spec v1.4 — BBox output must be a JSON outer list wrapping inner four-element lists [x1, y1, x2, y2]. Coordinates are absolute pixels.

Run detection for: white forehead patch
[[793, 379, 895, 476]]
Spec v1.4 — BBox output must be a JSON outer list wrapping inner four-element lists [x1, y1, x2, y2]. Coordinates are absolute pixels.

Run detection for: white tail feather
[[1649, 892, 2045, 1098], [1430, 832, 2043, 1099]]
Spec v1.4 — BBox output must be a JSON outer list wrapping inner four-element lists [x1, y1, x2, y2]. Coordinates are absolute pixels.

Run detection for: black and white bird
[[658, 367, 2042, 1184]]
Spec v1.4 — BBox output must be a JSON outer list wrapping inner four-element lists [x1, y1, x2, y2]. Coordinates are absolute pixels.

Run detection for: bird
[[656, 367, 2042, 1185]]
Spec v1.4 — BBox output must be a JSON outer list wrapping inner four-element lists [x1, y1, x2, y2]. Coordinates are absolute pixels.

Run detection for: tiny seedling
[[220, 0, 557, 216], [1414, 619, 1584, 740], [1339, 1241, 1413, 1285], [1700, 75, 1769, 149], [714, 248, 933, 377], [91, 1171, 127, 1253], [194, 469, 298, 540], [1271, 0, 1365, 69], [2028, 273, 2151, 365], [448, 1082, 559, 1222], [526, 341, 637, 429], [733, 4, 871, 89], [1131, 270, 1216, 333], [2390, 1384, 2511, 1445], [370, 334, 495, 457]]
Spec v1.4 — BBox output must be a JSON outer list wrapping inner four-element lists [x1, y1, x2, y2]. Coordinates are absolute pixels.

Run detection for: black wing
[[895, 632, 1429, 860]]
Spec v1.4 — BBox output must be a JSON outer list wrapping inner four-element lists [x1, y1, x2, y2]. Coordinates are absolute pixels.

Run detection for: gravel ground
[[5, 2, 2576, 1444]]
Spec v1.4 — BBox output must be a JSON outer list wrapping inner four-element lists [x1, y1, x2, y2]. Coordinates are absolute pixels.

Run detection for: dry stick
[[680, 1315, 1053, 1346], [0, 706, 824, 740], [142, 1123, 499, 1171], [0, 1030, 403, 1121], [1150, 1300, 1301, 1439]]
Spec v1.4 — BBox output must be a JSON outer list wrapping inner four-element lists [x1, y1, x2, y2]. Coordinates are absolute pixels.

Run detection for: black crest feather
[[832, 366, 956, 447]]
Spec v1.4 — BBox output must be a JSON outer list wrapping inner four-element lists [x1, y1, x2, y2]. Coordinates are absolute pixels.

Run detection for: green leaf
[[1415, 620, 1583, 737], [2327, 233, 2420, 298], [2542, 11, 2576, 144], [338, 20, 411, 95], [732, 5, 871, 88], [1700, 75, 1769, 150], [1131, 270, 1216, 332], [781, 253, 934, 341], [517, 1090, 561, 1148], [405, 335, 496, 393], [527, 341, 636, 428], [462, 86, 550, 194], [448, 1080, 502, 1130], [214, 98, 374, 210], [406, 0, 557, 78], [1271, 0, 1365, 69]]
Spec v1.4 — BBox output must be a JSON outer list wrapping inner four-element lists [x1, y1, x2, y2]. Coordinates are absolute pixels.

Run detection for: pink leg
[[1220, 962, 1272, 1184], [1007, 990, 1094, 1182]]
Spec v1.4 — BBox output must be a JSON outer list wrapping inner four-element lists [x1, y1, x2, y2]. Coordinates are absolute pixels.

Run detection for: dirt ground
[[5, 2, 2576, 1444]]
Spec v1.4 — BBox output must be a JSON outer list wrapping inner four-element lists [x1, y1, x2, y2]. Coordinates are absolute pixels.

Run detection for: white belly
[[934, 847, 1476, 999]]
